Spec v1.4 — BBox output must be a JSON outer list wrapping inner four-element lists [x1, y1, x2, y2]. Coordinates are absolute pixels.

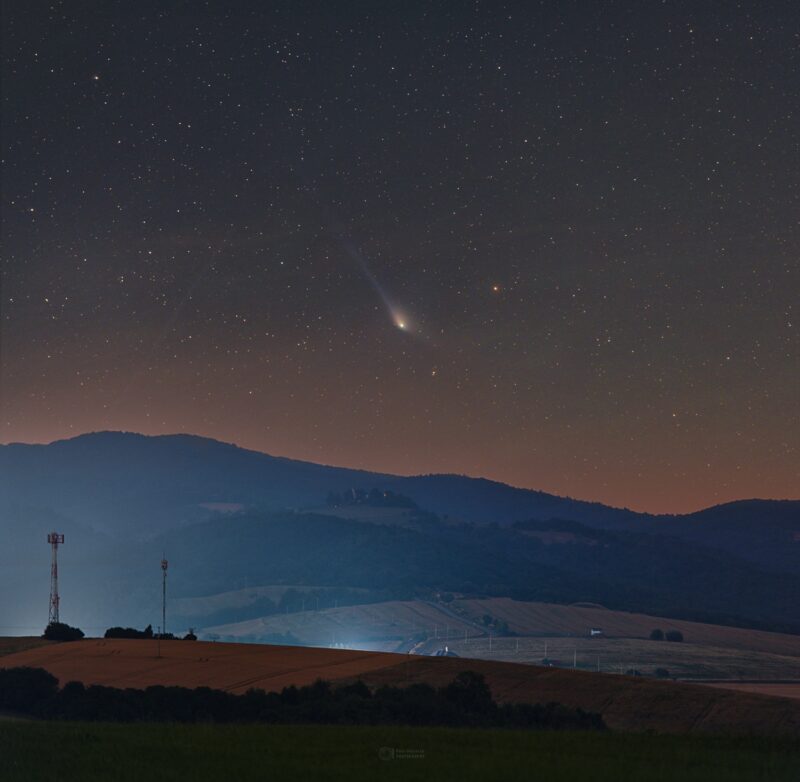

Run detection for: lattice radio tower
[[47, 532, 65, 624]]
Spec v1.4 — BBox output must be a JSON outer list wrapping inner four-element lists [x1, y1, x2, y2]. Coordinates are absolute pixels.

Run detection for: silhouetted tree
[[104, 625, 154, 639], [0, 666, 606, 731], [43, 622, 84, 641], [649, 628, 664, 641], [440, 671, 494, 716], [0, 667, 58, 712]]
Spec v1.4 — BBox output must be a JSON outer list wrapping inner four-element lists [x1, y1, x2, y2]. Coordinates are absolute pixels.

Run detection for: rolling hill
[[0, 431, 645, 535], [1, 432, 799, 638], [451, 598, 800, 657], [1, 432, 796, 568], [3, 639, 800, 735], [188, 595, 800, 680]]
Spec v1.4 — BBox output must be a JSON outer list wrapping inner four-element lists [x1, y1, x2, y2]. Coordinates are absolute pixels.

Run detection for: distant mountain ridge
[[0, 431, 648, 534], [1, 430, 797, 529], [1, 430, 795, 528], [1, 431, 799, 635]]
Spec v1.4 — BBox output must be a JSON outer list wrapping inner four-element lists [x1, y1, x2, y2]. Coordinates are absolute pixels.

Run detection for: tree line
[[0, 666, 604, 731]]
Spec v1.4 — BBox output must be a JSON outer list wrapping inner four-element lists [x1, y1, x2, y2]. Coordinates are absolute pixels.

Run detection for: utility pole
[[47, 532, 64, 625], [161, 556, 168, 640]]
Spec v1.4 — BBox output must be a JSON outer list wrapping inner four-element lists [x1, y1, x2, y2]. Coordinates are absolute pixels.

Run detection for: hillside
[[2, 432, 799, 638], [353, 655, 800, 735], [644, 500, 800, 574], [3, 507, 800, 637], [452, 598, 800, 657], [158, 512, 800, 632], [0, 637, 53, 658], [1, 432, 796, 569], [201, 599, 477, 651], [3, 639, 800, 735], [195, 597, 800, 680], [196, 596, 800, 656], [0, 432, 639, 535]]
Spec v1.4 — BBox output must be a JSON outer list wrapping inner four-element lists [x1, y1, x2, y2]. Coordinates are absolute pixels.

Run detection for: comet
[[341, 238, 414, 333]]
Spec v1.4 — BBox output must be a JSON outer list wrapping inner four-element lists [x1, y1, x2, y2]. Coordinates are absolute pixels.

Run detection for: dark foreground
[[2, 722, 799, 782]]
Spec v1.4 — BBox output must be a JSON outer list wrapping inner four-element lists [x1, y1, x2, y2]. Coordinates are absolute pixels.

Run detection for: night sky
[[2, 1, 798, 513]]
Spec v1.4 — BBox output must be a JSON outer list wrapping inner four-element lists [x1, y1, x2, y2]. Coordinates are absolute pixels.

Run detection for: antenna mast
[[47, 532, 65, 624], [161, 556, 168, 638]]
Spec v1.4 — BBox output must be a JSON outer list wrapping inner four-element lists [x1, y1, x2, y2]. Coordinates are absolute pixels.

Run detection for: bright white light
[[391, 307, 411, 332]]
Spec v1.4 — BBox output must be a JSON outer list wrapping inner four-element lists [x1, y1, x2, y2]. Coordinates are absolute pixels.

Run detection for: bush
[[105, 625, 153, 639], [649, 629, 664, 641], [665, 630, 684, 643], [43, 622, 84, 642]]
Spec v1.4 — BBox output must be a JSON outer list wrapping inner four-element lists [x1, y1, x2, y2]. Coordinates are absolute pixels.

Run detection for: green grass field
[[1, 722, 798, 782]]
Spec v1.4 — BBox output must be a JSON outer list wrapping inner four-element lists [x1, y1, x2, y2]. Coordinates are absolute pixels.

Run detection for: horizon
[[2, 4, 799, 771], [3, 3, 798, 517], [2, 427, 797, 516]]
